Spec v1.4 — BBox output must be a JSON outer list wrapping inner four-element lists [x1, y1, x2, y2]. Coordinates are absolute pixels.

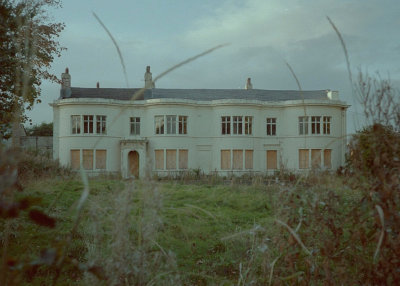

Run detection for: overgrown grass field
[[2, 173, 376, 285]]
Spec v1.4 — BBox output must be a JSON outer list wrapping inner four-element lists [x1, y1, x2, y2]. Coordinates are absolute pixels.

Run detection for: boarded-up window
[[324, 149, 332, 169], [267, 150, 277, 170], [179, 149, 188, 169], [82, 149, 93, 170], [299, 149, 309, 169], [166, 149, 177, 170], [155, 150, 164, 169], [311, 149, 321, 168], [71, 150, 80, 170], [245, 150, 253, 169], [96, 150, 106, 169], [221, 150, 231, 170], [233, 150, 243, 170]]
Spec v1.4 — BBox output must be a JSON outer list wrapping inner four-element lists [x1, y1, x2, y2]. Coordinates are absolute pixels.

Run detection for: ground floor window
[[155, 149, 188, 170], [324, 149, 332, 168], [71, 150, 80, 169], [311, 149, 322, 168], [299, 149, 331, 169], [221, 149, 253, 170], [245, 150, 253, 170], [266, 150, 278, 170], [221, 150, 231, 170], [71, 149, 106, 170], [299, 149, 309, 169], [179, 149, 188, 169]]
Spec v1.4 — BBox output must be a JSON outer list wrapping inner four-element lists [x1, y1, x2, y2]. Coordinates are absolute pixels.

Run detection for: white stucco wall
[[51, 97, 348, 177]]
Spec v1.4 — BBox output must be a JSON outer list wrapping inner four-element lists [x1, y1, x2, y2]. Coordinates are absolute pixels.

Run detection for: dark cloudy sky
[[28, 0, 400, 134]]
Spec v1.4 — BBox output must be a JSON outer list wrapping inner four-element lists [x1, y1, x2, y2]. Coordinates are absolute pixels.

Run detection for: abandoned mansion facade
[[51, 67, 348, 178]]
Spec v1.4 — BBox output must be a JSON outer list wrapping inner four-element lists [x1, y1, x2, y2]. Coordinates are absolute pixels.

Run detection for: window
[[311, 149, 321, 168], [233, 116, 243, 135], [233, 150, 243, 170], [221, 116, 231, 135], [299, 149, 309, 169], [245, 150, 253, 169], [311, 116, 321, 134], [244, 116, 253, 135], [299, 116, 309, 135], [71, 115, 81, 134], [222, 116, 253, 135], [96, 115, 106, 134], [155, 115, 187, 135], [179, 116, 187, 134], [266, 150, 277, 170], [130, 117, 140, 135], [323, 116, 331, 135], [155, 116, 164, 134], [71, 150, 80, 169], [96, 150, 107, 169], [155, 150, 164, 169], [83, 115, 94, 134], [221, 150, 231, 170], [266, 118, 276, 136], [166, 115, 177, 134], [179, 149, 188, 169], [82, 149, 93, 170], [324, 149, 332, 168], [166, 149, 177, 169]]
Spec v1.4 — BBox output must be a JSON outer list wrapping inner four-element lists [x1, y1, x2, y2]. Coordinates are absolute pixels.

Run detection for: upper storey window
[[71, 115, 106, 135], [222, 116, 253, 135], [155, 116, 164, 134], [83, 115, 94, 134], [179, 116, 188, 134], [155, 115, 187, 135], [311, 116, 321, 134], [71, 115, 80, 134], [323, 116, 331, 135], [299, 116, 309, 135], [130, 117, 140, 135], [96, 115, 106, 134], [266, 118, 276, 136], [299, 116, 332, 135], [221, 116, 231, 135]]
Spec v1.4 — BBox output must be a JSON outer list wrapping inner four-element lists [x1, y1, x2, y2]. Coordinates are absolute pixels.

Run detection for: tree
[[26, 122, 52, 136], [0, 0, 64, 139]]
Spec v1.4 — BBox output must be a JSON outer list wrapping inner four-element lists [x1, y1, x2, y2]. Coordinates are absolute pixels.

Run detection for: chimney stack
[[61, 67, 71, 89], [245, 77, 253, 90], [96, 82, 100, 88], [144, 65, 155, 89], [60, 67, 71, 98]]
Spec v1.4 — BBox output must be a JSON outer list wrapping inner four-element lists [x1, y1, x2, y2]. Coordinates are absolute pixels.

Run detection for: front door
[[128, 151, 139, 178]]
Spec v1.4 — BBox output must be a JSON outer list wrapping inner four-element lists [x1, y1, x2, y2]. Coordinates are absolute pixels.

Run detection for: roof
[[62, 87, 332, 102]]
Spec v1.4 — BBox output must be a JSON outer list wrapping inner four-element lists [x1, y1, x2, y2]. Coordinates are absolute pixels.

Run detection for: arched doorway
[[128, 151, 139, 178]]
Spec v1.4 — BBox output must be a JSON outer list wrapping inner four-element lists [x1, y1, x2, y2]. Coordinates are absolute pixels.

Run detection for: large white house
[[51, 67, 349, 178]]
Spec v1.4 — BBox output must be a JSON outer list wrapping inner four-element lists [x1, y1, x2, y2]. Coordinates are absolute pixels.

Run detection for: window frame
[[221, 116, 231, 135], [323, 116, 331, 135], [244, 116, 253, 135], [71, 115, 81, 134], [179, 116, 188, 135], [266, 117, 276, 136], [130, 117, 141, 135], [299, 116, 309, 135], [311, 116, 321, 134], [83, 115, 94, 134], [155, 116, 164, 135], [96, 115, 106, 134]]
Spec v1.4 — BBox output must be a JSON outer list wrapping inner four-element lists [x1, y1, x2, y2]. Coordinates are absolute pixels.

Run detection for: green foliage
[[0, 0, 65, 139], [346, 123, 400, 176], [26, 122, 53, 136]]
